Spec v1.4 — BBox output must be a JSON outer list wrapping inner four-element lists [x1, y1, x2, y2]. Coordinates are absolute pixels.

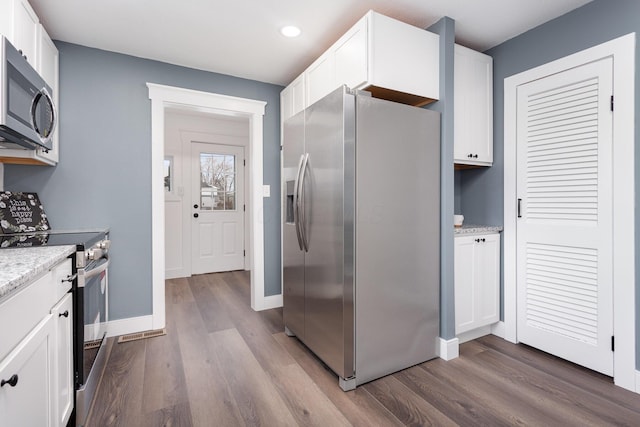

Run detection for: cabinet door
[[306, 53, 336, 107], [454, 235, 477, 334], [475, 234, 500, 326], [52, 294, 73, 427], [281, 74, 306, 122], [35, 24, 60, 164], [11, 0, 39, 68], [334, 16, 367, 90], [0, 2, 11, 40], [454, 44, 493, 166], [0, 315, 55, 427]]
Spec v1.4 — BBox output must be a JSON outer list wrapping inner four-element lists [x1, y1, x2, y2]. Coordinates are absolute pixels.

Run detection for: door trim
[[503, 33, 635, 391], [148, 83, 268, 328]]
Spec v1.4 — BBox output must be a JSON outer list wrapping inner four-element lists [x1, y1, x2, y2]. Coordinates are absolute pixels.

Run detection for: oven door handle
[[77, 258, 110, 287]]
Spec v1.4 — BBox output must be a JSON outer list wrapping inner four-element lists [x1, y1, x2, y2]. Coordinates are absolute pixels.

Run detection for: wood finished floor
[[87, 271, 640, 426]]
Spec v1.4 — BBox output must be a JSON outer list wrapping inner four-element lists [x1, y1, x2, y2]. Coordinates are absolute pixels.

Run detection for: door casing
[[503, 33, 636, 392], [148, 83, 275, 333]]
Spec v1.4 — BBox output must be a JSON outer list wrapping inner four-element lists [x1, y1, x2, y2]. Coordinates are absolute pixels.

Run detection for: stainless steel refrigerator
[[282, 86, 440, 390]]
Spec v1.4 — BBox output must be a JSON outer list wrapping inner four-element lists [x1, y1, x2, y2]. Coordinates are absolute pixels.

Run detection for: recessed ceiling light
[[281, 25, 301, 38]]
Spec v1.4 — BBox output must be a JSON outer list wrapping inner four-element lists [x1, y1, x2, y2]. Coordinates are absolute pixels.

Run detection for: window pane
[[225, 192, 236, 210], [200, 187, 215, 210], [200, 152, 236, 211]]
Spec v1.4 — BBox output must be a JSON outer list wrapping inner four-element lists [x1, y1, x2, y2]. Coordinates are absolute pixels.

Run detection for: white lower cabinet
[[0, 314, 55, 427], [0, 258, 73, 427], [455, 233, 500, 335]]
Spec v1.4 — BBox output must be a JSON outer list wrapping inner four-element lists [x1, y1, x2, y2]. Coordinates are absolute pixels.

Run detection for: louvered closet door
[[516, 58, 613, 376]]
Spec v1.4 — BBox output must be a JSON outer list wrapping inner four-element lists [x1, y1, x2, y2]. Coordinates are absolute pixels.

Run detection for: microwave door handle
[[293, 154, 305, 250]]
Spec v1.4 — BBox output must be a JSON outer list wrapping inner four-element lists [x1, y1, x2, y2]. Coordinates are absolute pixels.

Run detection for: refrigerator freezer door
[[282, 110, 306, 340], [302, 87, 355, 380], [354, 95, 440, 385]]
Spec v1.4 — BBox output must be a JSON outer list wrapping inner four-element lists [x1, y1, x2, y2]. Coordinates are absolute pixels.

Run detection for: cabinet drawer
[[0, 271, 54, 361], [51, 258, 72, 302]]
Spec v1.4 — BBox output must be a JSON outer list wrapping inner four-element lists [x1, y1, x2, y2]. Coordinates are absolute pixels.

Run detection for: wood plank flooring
[[87, 272, 640, 426]]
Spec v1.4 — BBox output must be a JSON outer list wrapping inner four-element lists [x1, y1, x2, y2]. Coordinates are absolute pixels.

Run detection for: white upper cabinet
[[34, 24, 59, 164], [454, 44, 493, 167], [282, 10, 440, 121], [0, 0, 60, 166], [11, 0, 39, 68], [365, 12, 439, 104], [306, 53, 336, 107], [281, 74, 305, 121], [334, 18, 367, 91]]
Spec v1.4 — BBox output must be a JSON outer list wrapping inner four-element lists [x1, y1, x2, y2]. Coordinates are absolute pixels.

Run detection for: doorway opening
[[164, 110, 250, 278], [148, 83, 269, 331]]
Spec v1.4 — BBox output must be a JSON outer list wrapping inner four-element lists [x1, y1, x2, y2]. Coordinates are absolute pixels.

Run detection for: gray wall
[[4, 42, 283, 321], [459, 0, 640, 367]]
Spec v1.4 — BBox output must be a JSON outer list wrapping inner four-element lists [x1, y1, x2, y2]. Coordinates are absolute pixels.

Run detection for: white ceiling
[[29, 0, 593, 87]]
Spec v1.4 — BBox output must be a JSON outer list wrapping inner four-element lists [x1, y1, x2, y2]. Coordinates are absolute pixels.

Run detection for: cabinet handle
[[1, 374, 18, 387], [62, 274, 77, 283], [475, 238, 486, 243], [59, 310, 69, 318]]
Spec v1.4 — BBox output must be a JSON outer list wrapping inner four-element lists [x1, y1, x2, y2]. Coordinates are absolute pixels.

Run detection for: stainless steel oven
[[73, 234, 110, 427]]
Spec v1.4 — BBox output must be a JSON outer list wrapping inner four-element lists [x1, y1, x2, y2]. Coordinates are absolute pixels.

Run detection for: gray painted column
[[427, 17, 456, 340]]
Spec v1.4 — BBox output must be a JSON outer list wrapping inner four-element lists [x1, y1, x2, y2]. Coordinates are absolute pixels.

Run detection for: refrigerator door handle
[[299, 153, 310, 252], [293, 154, 305, 250]]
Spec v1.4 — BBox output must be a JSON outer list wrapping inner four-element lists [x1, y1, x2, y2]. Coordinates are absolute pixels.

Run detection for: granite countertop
[[454, 224, 503, 235], [0, 245, 75, 304]]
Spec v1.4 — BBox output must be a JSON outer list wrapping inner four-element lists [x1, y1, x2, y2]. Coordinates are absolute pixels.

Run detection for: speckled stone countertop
[[454, 224, 503, 235], [0, 245, 75, 304]]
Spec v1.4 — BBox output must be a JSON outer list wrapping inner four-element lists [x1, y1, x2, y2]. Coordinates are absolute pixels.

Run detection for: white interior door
[[516, 57, 613, 376], [191, 142, 245, 274]]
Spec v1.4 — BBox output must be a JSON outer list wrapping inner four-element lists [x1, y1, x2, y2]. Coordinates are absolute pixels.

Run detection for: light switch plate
[[263, 185, 271, 197]]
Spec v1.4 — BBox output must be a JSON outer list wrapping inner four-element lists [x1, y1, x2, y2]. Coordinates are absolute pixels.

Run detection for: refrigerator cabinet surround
[[282, 86, 441, 390]]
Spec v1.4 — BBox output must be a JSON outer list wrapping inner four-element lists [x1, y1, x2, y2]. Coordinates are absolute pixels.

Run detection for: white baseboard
[[107, 315, 154, 338], [457, 326, 493, 344], [259, 294, 283, 310], [438, 337, 459, 361], [636, 370, 640, 394], [165, 269, 186, 280], [491, 321, 506, 338]]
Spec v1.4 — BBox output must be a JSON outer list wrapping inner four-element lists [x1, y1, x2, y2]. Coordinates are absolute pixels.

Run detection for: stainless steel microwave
[[0, 36, 56, 151]]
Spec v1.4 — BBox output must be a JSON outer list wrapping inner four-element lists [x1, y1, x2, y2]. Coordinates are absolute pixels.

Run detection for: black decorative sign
[[0, 192, 51, 234]]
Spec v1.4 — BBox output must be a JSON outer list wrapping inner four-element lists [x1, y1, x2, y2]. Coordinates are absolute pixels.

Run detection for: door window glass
[[199, 153, 236, 210]]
